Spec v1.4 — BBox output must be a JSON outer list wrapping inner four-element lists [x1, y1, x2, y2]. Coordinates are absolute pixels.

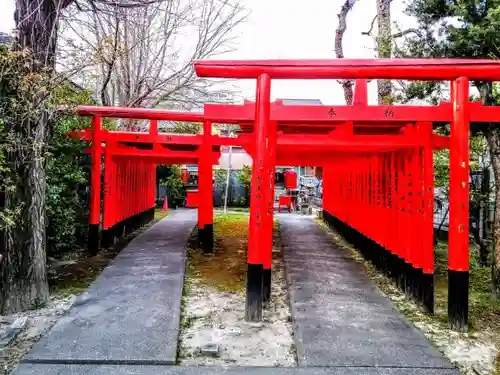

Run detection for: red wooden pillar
[[263, 120, 277, 308], [396, 151, 406, 289], [246, 73, 271, 322], [448, 77, 470, 330], [102, 142, 114, 248], [150, 162, 156, 222], [422, 122, 435, 313], [125, 160, 131, 233], [150, 119, 159, 224], [198, 120, 214, 253], [413, 146, 424, 302], [89, 116, 102, 254], [403, 151, 414, 296]]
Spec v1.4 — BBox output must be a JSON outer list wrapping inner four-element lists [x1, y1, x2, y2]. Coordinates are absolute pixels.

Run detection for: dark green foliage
[[0, 46, 95, 258], [158, 165, 186, 205], [396, 0, 500, 108], [45, 114, 91, 256]]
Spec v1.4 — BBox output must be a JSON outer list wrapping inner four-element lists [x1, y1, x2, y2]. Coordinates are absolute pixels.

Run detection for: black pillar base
[[88, 224, 100, 256], [413, 268, 423, 303], [422, 272, 434, 313], [114, 222, 125, 243], [448, 270, 469, 331], [202, 224, 214, 254], [396, 257, 405, 291], [124, 217, 132, 235], [197, 226, 206, 248], [101, 228, 114, 249], [263, 268, 272, 308], [245, 263, 263, 322]]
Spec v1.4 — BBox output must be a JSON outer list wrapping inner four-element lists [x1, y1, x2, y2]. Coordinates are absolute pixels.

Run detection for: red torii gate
[[194, 58, 500, 330], [72, 108, 228, 254], [203, 83, 450, 313]]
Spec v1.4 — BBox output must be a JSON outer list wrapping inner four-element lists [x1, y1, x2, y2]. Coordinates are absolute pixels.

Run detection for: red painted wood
[[194, 58, 500, 80], [448, 78, 470, 272], [248, 73, 272, 265], [186, 190, 199, 208], [89, 116, 102, 225]]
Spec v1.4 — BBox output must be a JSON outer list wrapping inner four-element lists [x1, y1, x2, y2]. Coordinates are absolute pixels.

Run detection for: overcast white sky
[[0, 0, 416, 105]]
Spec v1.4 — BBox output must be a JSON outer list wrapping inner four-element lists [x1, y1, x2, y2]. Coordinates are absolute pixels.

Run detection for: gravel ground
[[0, 295, 75, 375], [178, 255, 296, 367]]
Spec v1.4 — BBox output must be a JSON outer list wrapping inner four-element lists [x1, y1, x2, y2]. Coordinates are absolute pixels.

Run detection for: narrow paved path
[[12, 364, 461, 375], [277, 214, 458, 372], [22, 209, 196, 366], [12, 211, 461, 375]]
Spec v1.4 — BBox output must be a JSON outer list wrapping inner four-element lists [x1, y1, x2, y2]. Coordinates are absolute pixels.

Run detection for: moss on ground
[[186, 213, 249, 293], [494, 353, 500, 375], [49, 207, 166, 297]]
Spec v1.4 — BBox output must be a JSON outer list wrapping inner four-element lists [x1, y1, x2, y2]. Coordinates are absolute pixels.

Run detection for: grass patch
[[433, 241, 500, 333], [48, 208, 166, 297], [226, 207, 250, 213], [154, 208, 169, 221], [186, 213, 249, 293], [494, 353, 500, 375]]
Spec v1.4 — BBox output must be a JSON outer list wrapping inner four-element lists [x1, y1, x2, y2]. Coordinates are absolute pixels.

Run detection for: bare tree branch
[[392, 28, 422, 38], [58, 0, 246, 127], [361, 15, 377, 36]]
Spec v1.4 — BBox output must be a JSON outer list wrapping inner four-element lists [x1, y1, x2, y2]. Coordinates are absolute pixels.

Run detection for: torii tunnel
[[72, 58, 500, 331]]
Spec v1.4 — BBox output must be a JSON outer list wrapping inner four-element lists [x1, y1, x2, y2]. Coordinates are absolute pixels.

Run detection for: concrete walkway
[[11, 364, 461, 375], [277, 214, 458, 372], [11, 211, 461, 375], [21, 209, 196, 366]]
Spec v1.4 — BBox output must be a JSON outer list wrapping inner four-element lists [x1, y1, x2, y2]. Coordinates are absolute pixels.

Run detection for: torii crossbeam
[[194, 58, 500, 330]]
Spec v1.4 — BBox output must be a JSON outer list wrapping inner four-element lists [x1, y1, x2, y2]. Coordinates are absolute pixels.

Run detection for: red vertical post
[[263, 120, 277, 308], [413, 146, 424, 302], [138, 161, 143, 226], [117, 161, 123, 224], [111, 155, 118, 230], [448, 77, 470, 330], [102, 142, 113, 248], [353, 79, 368, 105], [422, 122, 435, 313], [151, 163, 156, 208], [89, 115, 102, 254], [198, 120, 213, 253], [246, 73, 271, 322], [125, 161, 131, 233], [403, 151, 413, 296], [397, 152, 406, 290]]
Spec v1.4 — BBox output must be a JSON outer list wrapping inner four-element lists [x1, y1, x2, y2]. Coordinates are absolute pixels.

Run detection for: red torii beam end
[[194, 58, 500, 80]]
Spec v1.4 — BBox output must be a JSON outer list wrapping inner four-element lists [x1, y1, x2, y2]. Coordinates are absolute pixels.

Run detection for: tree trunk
[[335, 0, 357, 105], [0, 0, 60, 314], [376, 0, 392, 104], [486, 128, 500, 297]]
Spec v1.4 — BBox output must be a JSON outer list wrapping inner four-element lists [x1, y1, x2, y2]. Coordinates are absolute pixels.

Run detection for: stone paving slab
[[23, 209, 196, 365], [277, 214, 457, 371], [11, 364, 461, 375]]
